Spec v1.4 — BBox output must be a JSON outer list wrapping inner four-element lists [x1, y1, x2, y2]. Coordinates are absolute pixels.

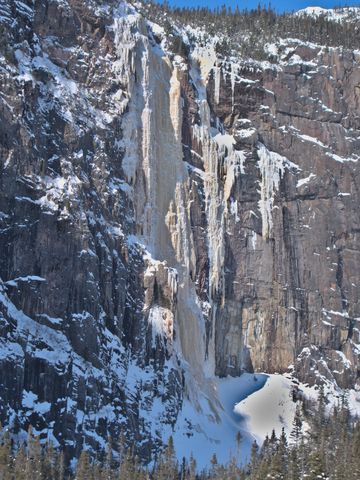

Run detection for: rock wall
[[204, 45, 360, 388], [0, 0, 359, 461]]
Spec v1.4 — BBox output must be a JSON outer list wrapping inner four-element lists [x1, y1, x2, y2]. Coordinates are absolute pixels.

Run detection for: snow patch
[[234, 374, 296, 441], [297, 173, 316, 188], [174, 372, 315, 469], [5, 276, 46, 287], [257, 143, 299, 239]]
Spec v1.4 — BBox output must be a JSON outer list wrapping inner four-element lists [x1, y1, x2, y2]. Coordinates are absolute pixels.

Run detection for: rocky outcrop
[[0, 0, 359, 463]]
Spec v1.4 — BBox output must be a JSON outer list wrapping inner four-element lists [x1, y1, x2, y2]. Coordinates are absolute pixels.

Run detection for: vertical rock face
[[0, 0, 186, 460], [205, 47, 360, 388], [0, 0, 360, 461]]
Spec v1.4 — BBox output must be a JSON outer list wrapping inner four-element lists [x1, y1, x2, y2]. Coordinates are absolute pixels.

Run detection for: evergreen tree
[[255, 456, 270, 480], [0, 427, 12, 480], [350, 421, 360, 480], [14, 444, 27, 480], [42, 441, 57, 480], [236, 430, 242, 455], [93, 462, 103, 480], [186, 453, 196, 480], [26, 426, 44, 480], [226, 456, 239, 480], [118, 445, 136, 480], [297, 436, 308, 479], [209, 453, 219, 479], [268, 428, 287, 479], [314, 383, 326, 440], [308, 449, 327, 480], [155, 436, 178, 480], [288, 447, 300, 480], [75, 450, 92, 480], [58, 451, 65, 480], [290, 404, 302, 444], [103, 436, 113, 480], [249, 440, 259, 479]]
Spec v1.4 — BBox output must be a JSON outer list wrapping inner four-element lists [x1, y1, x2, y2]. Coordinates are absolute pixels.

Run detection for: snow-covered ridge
[[296, 6, 360, 22]]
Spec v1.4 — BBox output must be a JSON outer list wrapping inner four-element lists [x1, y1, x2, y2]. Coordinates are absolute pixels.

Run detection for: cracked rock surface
[[0, 0, 359, 461]]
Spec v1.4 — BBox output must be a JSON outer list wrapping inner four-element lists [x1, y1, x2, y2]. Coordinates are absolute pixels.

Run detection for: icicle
[[214, 64, 221, 104], [257, 143, 298, 239], [251, 230, 257, 250], [169, 67, 182, 142], [230, 62, 236, 110]]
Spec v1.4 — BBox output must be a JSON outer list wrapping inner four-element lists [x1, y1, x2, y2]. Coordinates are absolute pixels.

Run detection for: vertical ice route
[[257, 143, 299, 239]]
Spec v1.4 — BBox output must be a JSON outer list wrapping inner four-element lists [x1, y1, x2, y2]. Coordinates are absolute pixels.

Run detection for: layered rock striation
[[0, 0, 359, 461]]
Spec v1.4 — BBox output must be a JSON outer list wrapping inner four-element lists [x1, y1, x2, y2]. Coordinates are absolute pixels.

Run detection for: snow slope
[[172, 372, 360, 469]]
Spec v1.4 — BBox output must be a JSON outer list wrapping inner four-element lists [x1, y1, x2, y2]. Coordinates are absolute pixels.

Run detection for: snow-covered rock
[[1, 0, 360, 467]]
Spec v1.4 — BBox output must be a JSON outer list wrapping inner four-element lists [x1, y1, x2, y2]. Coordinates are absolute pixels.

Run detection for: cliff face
[[206, 45, 360, 388], [0, 0, 360, 461]]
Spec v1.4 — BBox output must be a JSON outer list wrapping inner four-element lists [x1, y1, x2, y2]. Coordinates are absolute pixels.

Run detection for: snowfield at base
[[173, 372, 360, 469], [173, 373, 267, 468], [173, 373, 295, 468], [233, 374, 297, 442]]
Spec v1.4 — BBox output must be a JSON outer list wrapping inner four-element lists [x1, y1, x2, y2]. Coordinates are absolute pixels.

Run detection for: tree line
[[135, 1, 360, 60], [0, 385, 360, 479]]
